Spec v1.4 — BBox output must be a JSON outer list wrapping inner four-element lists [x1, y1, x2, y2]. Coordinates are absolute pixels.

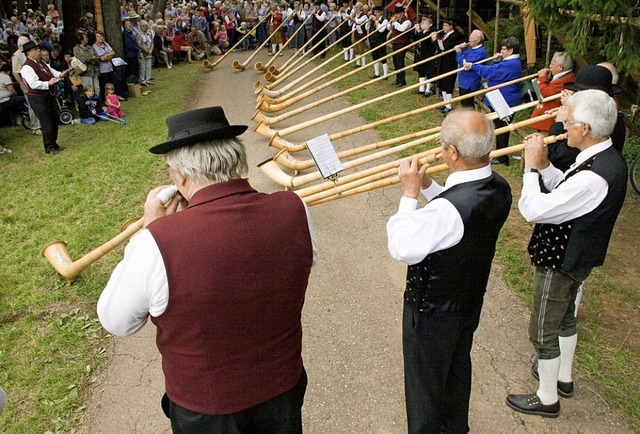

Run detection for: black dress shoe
[[370, 75, 380, 79], [531, 359, 575, 398], [396, 82, 406, 87], [440, 107, 451, 115], [506, 394, 560, 418], [46, 148, 60, 155]]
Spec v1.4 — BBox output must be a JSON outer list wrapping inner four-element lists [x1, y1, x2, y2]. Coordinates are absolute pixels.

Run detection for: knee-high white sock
[[574, 283, 583, 317], [382, 63, 389, 77], [361, 56, 366, 66], [348, 48, 354, 60], [343, 48, 349, 61], [426, 82, 433, 93], [355, 57, 361, 66], [443, 92, 452, 109], [373, 62, 380, 76], [418, 77, 426, 93], [558, 334, 578, 383], [536, 357, 560, 404]]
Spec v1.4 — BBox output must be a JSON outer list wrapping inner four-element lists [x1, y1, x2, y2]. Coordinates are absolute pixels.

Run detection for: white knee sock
[[373, 63, 380, 76], [343, 48, 349, 61], [348, 48, 354, 60], [426, 82, 433, 93], [558, 334, 578, 383], [361, 57, 366, 66], [418, 77, 426, 93], [536, 357, 560, 404], [382, 63, 388, 77]]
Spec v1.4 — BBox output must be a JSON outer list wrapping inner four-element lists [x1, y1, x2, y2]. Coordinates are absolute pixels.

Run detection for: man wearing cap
[[12, 35, 42, 135], [454, 29, 487, 108], [389, 4, 412, 87], [431, 18, 462, 113], [528, 52, 575, 133], [547, 65, 625, 172], [20, 41, 72, 155], [97, 106, 317, 433], [506, 89, 626, 418]]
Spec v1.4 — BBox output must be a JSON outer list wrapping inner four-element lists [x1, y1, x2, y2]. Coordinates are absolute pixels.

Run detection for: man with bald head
[[387, 109, 512, 433], [455, 30, 487, 108]]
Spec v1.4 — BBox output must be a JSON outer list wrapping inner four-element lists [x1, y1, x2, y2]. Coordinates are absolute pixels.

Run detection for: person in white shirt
[[387, 109, 512, 433], [506, 89, 627, 418]]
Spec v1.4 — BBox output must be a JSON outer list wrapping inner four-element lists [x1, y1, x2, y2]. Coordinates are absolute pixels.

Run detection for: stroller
[[22, 81, 74, 128]]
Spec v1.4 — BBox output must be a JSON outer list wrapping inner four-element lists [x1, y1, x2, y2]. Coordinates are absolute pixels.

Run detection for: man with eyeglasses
[[506, 89, 627, 418]]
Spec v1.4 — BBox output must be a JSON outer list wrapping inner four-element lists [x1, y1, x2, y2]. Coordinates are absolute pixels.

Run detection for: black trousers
[[29, 95, 60, 153], [168, 368, 307, 434], [458, 88, 476, 108], [370, 43, 387, 63], [494, 115, 514, 163], [403, 300, 483, 434], [392, 42, 409, 84]]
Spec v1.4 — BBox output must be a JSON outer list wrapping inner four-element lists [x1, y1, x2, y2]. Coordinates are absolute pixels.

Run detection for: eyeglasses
[[562, 121, 584, 128]]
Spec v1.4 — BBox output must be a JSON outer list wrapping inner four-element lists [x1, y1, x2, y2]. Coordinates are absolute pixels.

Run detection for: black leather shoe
[[531, 358, 575, 398], [424, 90, 433, 97], [370, 75, 380, 79], [440, 107, 451, 115], [506, 394, 560, 418], [396, 82, 406, 87]]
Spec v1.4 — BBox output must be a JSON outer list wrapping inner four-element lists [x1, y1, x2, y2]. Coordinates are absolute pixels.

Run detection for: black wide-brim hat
[[149, 106, 248, 154], [22, 41, 39, 53], [441, 17, 455, 25], [564, 65, 623, 96]]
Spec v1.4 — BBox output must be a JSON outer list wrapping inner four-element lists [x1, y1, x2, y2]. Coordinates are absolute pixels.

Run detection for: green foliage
[[528, 0, 639, 76]]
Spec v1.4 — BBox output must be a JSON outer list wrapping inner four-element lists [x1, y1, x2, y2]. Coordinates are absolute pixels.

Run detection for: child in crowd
[[77, 85, 104, 125], [218, 26, 229, 53], [104, 83, 125, 118], [237, 22, 251, 50]]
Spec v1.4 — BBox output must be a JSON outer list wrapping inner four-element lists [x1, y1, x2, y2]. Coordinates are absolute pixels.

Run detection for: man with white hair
[[11, 35, 41, 135], [454, 29, 487, 108], [506, 89, 627, 418], [387, 109, 512, 433]]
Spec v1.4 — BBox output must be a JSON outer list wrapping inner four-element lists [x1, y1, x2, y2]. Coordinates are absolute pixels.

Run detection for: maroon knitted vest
[[23, 58, 54, 97], [148, 179, 313, 415], [391, 17, 411, 44]]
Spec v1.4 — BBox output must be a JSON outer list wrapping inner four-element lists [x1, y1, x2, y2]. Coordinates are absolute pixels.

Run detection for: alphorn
[[270, 96, 561, 171], [233, 16, 288, 71], [256, 72, 539, 151], [42, 186, 178, 280], [305, 134, 569, 206], [260, 112, 559, 195], [202, 12, 272, 70], [254, 11, 313, 72], [254, 48, 492, 121]]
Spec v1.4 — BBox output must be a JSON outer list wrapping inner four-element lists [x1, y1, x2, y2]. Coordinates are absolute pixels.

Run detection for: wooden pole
[[494, 0, 500, 53]]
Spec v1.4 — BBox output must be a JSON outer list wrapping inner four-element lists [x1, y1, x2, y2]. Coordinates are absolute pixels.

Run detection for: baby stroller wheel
[[59, 110, 73, 125]]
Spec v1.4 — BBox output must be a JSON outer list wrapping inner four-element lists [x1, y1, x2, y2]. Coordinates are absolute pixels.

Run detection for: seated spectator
[[77, 85, 104, 124], [187, 25, 208, 60], [0, 62, 26, 123], [104, 83, 125, 118], [153, 24, 174, 69], [170, 30, 194, 63]]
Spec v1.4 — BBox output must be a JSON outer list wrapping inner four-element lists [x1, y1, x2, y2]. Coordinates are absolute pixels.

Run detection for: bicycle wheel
[[631, 155, 640, 195]]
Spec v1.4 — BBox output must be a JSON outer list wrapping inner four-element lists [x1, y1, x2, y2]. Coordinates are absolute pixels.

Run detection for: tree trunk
[[153, 0, 167, 18], [102, 0, 124, 57]]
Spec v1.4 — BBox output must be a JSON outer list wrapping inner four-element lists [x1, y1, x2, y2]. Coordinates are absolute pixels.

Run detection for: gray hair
[[552, 51, 573, 71], [470, 30, 484, 43], [165, 138, 249, 184], [567, 90, 617, 139], [439, 109, 494, 161]]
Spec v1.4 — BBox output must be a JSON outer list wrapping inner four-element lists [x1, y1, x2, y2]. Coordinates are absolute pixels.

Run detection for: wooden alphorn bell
[[233, 13, 288, 71]]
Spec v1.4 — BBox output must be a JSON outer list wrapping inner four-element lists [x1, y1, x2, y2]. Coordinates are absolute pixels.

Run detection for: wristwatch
[[524, 167, 540, 174]]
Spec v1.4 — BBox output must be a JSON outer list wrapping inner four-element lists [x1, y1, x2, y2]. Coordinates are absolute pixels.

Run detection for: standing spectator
[[20, 41, 72, 154], [192, 9, 210, 42], [222, 5, 237, 48], [12, 35, 42, 135], [432, 18, 462, 113], [256, 0, 270, 46], [464, 37, 522, 165], [267, 3, 284, 56], [387, 109, 512, 433], [83, 13, 98, 45], [97, 106, 316, 433], [122, 18, 140, 83], [288, 2, 306, 52], [73, 31, 101, 97], [137, 20, 154, 86], [389, 5, 412, 88], [47, 4, 61, 24], [506, 90, 626, 418], [529, 52, 575, 133], [413, 14, 437, 96], [455, 30, 488, 108], [93, 31, 127, 100]]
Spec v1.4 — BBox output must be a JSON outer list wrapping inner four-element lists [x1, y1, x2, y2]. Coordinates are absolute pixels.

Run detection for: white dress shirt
[[98, 205, 318, 337], [20, 60, 61, 91], [387, 165, 493, 265], [518, 139, 611, 224]]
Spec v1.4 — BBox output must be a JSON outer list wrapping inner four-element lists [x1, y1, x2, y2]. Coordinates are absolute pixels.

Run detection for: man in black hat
[[98, 106, 317, 433], [547, 64, 626, 172], [431, 17, 462, 112], [388, 4, 413, 87], [506, 89, 626, 418], [368, 5, 389, 79], [20, 41, 72, 154]]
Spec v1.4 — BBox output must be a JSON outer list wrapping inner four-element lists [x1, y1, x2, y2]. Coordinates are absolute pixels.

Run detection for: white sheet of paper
[[485, 89, 513, 119], [112, 57, 127, 67], [531, 78, 543, 101], [305, 134, 343, 179]]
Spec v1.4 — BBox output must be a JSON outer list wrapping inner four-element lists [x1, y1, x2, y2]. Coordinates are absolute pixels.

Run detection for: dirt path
[[81, 50, 636, 433]]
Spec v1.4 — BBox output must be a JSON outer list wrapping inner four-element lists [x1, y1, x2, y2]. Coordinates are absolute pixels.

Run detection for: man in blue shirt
[[455, 30, 487, 108]]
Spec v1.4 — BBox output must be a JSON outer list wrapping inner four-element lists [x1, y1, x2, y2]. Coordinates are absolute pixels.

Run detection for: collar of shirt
[[471, 45, 482, 50], [552, 69, 572, 81], [502, 54, 520, 61], [569, 138, 613, 172], [443, 164, 493, 190]]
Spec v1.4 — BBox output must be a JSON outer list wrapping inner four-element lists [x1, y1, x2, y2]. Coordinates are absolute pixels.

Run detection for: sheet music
[[111, 57, 127, 67], [305, 134, 343, 179], [485, 89, 513, 119], [531, 78, 543, 101]]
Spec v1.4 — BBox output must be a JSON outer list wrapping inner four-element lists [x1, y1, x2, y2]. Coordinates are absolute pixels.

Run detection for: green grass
[[0, 63, 202, 433], [322, 49, 640, 430]]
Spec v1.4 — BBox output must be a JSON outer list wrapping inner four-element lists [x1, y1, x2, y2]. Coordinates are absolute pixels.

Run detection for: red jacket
[[529, 71, 576, 131]]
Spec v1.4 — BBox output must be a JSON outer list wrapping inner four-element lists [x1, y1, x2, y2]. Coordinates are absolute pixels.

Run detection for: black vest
[[528, 146, 627, 272], [405, 172, 512, 313]]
